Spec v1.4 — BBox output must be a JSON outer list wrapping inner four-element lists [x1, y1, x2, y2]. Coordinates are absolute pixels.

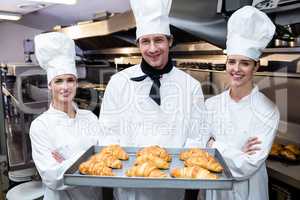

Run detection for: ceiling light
[[0, 12, 22, 21], [29, 0, 77, 5]]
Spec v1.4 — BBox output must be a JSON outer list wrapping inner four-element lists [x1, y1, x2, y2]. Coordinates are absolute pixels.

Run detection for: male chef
[[99, 0, 208, 199]]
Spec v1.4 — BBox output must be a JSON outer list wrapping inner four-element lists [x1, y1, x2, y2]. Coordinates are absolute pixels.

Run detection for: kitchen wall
[[0, 22, 42, 63]]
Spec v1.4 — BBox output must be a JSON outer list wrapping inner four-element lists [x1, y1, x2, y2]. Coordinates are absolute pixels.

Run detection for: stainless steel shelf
[[84, 47, 140, 55], [179, 68, 300, 78], [255, 71, 300, 78], [263, 47, 300, 53], [264, 3, 300, 14], [179, 68, 225, 74], [83, 42, 223, 55]]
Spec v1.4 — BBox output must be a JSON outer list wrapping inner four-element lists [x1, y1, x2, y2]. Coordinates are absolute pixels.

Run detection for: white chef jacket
[[205, 86, 279, 200], [99, 64, 208, 200], [30, 104, 103, 200]]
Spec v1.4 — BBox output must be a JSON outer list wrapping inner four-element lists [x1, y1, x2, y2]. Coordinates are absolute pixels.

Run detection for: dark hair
[[136, 34, 174, 45]]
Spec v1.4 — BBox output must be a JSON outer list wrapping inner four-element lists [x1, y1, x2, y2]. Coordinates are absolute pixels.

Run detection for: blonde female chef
[[205, 6, 280, 200], [29, 32, 103, 200]]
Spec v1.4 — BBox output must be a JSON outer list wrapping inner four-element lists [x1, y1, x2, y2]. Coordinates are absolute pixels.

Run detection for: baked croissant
[[99, 144, 129, 160], [280, 149, 297, 160], [90, 162, 115, 176], [179, 148, 206, 161], [79, 160, 92, 174], [284, 144, 300, 156], [136, 145, 172, 162], [79, 160, 115, 176], [126, 162, 167, 178], [171, 166, 218, 179], [134, 154, 170, 169], [184, 156, 223, 173], [90, 154, 122, 169], [270, 143, 283, 157]]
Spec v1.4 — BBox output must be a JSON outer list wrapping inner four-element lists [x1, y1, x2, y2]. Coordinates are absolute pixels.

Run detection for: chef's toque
[[226, 6, 275, 61], [130, 0, 172, 39], [34, 32, 77, 84]]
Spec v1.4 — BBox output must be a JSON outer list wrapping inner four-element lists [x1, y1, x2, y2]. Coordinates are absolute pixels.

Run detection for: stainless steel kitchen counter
[[267, 159, 300, 189]]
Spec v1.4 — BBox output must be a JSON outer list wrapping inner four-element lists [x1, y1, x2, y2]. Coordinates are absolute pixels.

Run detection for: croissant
[[126, 162, 167, 178], [171, 166, 218, 179], [100, 144, 129, 160], [134, 154, 170, 169], [136, 145, 172, 162], [284, 144, 300, 156], [270, 144, 283, 157], [179, 148, 206, 161], [79, 160, 92, 174], [79, 160, 115, 176], [90, 154, 122, 169], [280, 149, 296, 160], [90, 162, 115, 176], [184, 156, 223, 173]]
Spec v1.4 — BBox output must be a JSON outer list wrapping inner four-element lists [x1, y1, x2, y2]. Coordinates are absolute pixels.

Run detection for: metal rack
[[0, 64, 48, 171], [0, 69, 7, 155]]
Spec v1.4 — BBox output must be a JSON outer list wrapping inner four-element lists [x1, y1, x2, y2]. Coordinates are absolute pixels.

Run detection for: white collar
[[48, 102, 78, 118], [227, 85, 259, 105]]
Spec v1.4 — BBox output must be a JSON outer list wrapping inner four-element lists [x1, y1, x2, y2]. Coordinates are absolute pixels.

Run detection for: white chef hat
[[226, 6, 275, 61], [34, 32, 77, 84], [130, 0, 172, 39]]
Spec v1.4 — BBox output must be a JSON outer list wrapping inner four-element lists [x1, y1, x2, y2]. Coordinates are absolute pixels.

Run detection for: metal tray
[[64, 146, 233, 189]]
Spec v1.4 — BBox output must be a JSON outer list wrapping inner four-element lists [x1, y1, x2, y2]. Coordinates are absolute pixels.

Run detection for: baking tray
[[64, 146, 233, 189], [268, 155, 300, 165]]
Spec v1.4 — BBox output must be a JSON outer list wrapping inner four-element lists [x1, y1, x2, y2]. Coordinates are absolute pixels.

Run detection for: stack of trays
[[8, 168, 37, 182]]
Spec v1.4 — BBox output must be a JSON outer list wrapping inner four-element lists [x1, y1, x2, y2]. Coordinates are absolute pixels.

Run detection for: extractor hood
[[55, 0, 227, 52], [54, 0, 300, 55]]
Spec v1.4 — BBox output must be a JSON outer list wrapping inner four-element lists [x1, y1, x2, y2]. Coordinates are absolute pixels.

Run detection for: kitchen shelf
[[255, 71, 300, 78], [179, 68, 300, 78], [263, 47, 300, 53], [264, 3, 300, 14], [84, 42, 224, 56]]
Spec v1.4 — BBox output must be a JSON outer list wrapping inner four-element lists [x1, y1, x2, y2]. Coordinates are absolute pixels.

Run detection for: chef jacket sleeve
[[30, 119, 82, 190], [212, 108, 280, 179], [185, 83, 211, 148]]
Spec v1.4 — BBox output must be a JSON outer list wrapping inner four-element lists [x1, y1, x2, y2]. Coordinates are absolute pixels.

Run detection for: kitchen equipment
[[8, 168, 37, 182], [296, 37, 300, 45], [64, 146, 234, 189], [6, 181, 43, 200], [275, 39, 288, 47], [288, 37, 296, 47]]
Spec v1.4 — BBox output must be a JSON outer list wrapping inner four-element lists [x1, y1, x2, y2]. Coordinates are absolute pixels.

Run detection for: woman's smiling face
[[226, 55, 258, 88], [49, 74, 77, 105]]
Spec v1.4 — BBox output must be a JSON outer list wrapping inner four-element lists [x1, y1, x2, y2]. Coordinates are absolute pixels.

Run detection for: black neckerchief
[[130, 56, 173, 105]]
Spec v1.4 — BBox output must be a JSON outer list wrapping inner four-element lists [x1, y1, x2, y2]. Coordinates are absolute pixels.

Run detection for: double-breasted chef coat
[[205, 86, 279, 200], [30, 104, 103, 200], [99, 64, 209, 200]]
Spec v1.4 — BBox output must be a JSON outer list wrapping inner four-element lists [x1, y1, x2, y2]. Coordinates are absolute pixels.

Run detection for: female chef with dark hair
[[29, 32, 102, 200], [205, 6, 280, 200]]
